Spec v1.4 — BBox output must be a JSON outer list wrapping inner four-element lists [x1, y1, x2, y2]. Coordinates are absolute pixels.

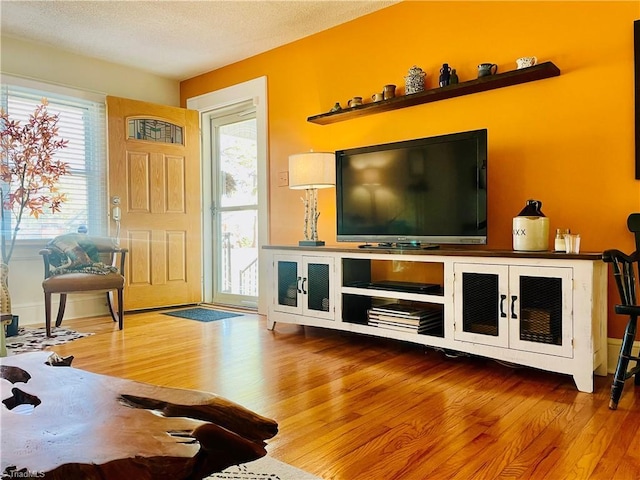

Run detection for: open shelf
[[307, 62, 560, 125], [342, 294, 445, 338]]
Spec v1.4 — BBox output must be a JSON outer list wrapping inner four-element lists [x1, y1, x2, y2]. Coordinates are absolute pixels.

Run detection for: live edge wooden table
[[1, 352, 278, 479]]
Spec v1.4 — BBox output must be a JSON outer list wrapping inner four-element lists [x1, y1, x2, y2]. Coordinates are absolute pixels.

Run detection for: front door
[[107, 96, 201, 310]]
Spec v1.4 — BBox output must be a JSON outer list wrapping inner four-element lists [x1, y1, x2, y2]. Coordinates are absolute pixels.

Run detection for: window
[[0, 79, 107, 239], [128, 118, 183, 144]]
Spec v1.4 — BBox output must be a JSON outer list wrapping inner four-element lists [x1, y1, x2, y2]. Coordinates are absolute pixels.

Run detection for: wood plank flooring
[[31, 310, 640, 480]]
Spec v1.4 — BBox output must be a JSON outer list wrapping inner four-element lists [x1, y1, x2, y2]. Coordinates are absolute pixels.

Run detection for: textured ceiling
[[1, 0, 398, 81]]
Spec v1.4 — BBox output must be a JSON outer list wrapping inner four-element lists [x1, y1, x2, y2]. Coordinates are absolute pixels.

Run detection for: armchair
[[39, 234, 127, 337]]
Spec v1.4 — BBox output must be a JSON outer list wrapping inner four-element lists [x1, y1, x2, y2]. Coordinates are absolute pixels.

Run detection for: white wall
[[2, 36, 181, 326], [1, 36, 180, 106]]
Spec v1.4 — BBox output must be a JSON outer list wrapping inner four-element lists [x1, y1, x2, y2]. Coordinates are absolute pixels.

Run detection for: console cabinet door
[[508, 265, 573, 358], [302, 257, 334, 320], [453, 263, 510, 347], [272, 254, 334, 321], [454, 263, 573, 358], [273, 254, 303, 315]]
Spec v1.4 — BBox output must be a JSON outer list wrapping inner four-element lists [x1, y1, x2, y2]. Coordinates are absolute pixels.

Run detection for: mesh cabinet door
[[306, 262, 330, 313], [509, 266, 573, 357], [274, 257, 301, 314], [302, 257, 334, 320], [454, 263, 509, 347], [519, 276, 562, 345], [462, 272, 499, 336]]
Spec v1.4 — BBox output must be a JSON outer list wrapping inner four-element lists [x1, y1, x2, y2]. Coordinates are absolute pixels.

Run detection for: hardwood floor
[[33, 310, 640, 480]]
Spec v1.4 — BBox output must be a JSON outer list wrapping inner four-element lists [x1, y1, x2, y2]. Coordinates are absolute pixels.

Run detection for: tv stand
[[265, 245, 608, 393]]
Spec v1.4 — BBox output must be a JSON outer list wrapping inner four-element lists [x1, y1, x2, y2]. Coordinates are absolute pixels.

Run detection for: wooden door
[[107, 96, 201, 310]]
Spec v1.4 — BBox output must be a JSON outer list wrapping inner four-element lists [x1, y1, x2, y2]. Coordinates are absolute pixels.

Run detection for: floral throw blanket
[[47, 234, 118, 276]]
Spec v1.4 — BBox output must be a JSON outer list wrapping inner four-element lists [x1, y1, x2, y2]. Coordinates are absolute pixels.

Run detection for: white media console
[[264, 245, 608, 392]]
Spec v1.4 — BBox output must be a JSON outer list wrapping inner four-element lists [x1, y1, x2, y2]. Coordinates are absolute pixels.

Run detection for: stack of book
[[367, 303, 442, 334]]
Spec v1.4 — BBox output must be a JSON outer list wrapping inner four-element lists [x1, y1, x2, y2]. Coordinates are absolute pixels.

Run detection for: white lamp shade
[[288, 152, 335, 189]]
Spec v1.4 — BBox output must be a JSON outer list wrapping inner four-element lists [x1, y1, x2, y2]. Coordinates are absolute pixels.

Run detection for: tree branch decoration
[[300, 189, 321, 242], [300, 192, 310, 241], [0, 99, 70, 265]]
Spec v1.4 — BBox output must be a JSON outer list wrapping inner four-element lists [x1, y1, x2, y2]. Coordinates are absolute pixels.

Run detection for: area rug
[[208, 456, 322, 480], [163, 307, 243, 322], [5, 327, 94, 355]]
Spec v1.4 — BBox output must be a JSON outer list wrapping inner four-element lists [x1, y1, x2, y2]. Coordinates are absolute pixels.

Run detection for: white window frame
[[0, 74, 107, 242], [187, 76, 269, 314]]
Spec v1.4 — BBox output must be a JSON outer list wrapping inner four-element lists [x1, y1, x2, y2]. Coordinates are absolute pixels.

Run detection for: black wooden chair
[[39, 235, 127, 337], [602, 213, 640, 409]]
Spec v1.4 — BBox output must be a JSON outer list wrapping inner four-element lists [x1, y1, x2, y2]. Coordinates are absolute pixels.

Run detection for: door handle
[[111, 206, 121, 221], [500, 294, 507, 318], [510, 295, 518, 319], [301, 277, 307, 295], [111, 196, 121, 221], [111, 196, 122, 245], [296, 276, 302, 293]]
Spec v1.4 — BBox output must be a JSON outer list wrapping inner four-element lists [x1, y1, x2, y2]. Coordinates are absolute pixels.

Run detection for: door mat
[[208, 455, 323, 480], [5, 327, 94, 355], [163, 307, 243, 322]]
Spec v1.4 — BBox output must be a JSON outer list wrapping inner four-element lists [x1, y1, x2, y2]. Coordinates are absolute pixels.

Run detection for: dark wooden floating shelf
[[307, 61, 561, 125]]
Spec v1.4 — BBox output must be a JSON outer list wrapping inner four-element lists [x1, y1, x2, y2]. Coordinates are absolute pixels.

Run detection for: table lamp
[[288, 152, 335, 246]]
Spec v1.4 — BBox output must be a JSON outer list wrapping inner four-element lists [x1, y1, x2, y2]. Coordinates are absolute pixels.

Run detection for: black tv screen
[[336, 129, 487, 246]]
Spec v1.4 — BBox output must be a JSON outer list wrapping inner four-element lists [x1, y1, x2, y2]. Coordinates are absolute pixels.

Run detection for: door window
[[211, 111, 259, 306]]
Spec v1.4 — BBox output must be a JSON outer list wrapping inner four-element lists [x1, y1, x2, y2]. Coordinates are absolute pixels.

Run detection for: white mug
[[516, 56, 537, 69]]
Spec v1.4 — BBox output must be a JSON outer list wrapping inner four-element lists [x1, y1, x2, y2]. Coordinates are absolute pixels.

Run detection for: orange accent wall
[[181, 1, 640, 337]]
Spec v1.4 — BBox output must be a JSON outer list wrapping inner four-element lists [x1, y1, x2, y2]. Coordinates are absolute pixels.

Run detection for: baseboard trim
[[607, 337, 640, 374], [11, 294, 109, 326]]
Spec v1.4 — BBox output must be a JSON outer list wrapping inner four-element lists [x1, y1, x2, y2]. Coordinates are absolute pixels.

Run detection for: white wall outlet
[[278, 171, 289, 187]]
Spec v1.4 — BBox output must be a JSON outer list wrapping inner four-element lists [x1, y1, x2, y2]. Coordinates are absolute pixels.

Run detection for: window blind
[[0, 82, 107, 239]]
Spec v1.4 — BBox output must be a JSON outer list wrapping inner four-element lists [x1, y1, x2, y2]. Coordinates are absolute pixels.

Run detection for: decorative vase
[[512, 199, 550, 251], [6, 315, 19, 337], [450, 69, 459, 84], [478, 63, 498, 78], [405, 65, 426, 94], [383, 84, 396, 99], [0, 263, 10, 314], [439, 63, 452, 87]]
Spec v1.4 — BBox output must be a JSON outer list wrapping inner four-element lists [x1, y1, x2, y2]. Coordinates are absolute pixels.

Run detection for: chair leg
[[106, 291, 117, 323], [610, 315, 638, 410], [117, 288, 124, 330], [45, 292, 52, 337], [106, 290, 124, 330], [55, 294, 67, 328]]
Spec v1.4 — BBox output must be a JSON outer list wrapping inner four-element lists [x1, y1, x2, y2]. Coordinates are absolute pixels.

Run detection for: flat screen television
[[336, 129, 488, 247]]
